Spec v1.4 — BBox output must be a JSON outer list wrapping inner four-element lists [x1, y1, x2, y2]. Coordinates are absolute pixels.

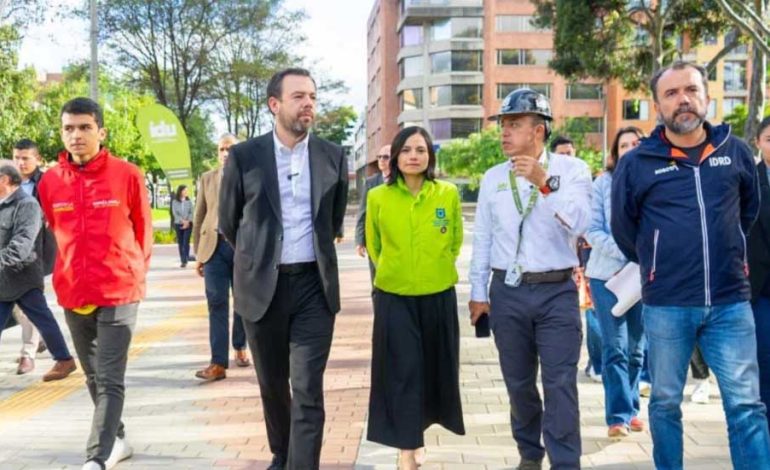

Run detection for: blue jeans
[[590, 279, 645, 427], [752, 296, 770, 415], [0, 288, 72, 361], [174, 224, 192, 264], [203, 239, 246, 367], [584, 308, 603, 374], [644, 302, 770, 470]]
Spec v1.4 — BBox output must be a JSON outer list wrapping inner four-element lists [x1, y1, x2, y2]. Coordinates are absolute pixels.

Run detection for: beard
[[662, 104, 706, 135], [279, 109, 313, 137]]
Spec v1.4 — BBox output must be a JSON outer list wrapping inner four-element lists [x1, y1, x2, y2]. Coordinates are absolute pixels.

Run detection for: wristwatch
[[539, 176, 560, 195]]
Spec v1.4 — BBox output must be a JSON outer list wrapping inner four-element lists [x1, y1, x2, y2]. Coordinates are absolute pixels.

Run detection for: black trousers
[[489, 273, 582, 469], [242, 267, 335, 470], [367, 287, 465, 449]]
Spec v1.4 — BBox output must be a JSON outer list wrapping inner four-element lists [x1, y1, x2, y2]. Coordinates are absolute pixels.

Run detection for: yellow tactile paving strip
[[0, 304, 203, 422]]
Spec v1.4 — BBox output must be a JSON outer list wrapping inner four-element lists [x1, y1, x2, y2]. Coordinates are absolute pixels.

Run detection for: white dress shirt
[[469, 149, 593, 302], [274, 131, 316, 264]]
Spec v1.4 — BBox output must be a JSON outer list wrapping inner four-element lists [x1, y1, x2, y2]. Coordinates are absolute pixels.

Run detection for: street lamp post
[[89, 0, 98, 101]]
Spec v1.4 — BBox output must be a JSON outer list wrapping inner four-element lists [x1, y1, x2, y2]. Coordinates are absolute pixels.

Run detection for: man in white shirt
[[469, 89, 592, 470]]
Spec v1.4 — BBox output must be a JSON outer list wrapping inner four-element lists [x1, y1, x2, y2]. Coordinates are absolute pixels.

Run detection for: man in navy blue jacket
[[612, 61, 770, 469]]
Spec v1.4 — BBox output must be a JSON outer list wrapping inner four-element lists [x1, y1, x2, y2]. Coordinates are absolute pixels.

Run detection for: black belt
[[492, 268, 573, 284], [278, 262, 317, 275]]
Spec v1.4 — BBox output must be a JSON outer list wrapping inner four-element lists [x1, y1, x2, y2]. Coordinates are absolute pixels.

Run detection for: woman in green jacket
[[365, 126, 465, 469]]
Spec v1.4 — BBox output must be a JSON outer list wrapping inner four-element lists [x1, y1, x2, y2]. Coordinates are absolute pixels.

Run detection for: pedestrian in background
[[749, 115, 770, 414], [585, 126, 646, 438], [38, 97, 153, 470], [365, 126, 464, 469], [171, 184, 193, 268], [469, 88, 592, 470], [355, 144, 391, 285], [0, 160, 76, 382], [611, 61, 770, 469]]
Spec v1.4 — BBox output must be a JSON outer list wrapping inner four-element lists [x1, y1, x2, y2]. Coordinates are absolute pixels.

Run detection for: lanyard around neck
[[508, 153, 550, 218]]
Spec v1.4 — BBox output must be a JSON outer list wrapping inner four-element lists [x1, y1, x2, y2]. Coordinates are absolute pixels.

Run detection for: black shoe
[[181, 262, 187, 268], [517, 458, 543, 470], [267, 454, 287, 470]]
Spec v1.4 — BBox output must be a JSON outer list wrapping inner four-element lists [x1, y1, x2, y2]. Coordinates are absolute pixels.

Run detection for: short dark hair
[[13, 138, 39, 152], [608, 126, 645, 171], [60, 97, 104, 128], [649, 61, 709, 103], [758, 116, 770, 140], [387, 126, 437, 185], [0, 160, 22, 186], [266, 68, 316, 112], [174, 184, 188, 202], [549, 135, 574, 152]]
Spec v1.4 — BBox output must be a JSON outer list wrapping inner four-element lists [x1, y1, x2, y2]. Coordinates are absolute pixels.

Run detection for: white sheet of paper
[[605, 262, 642, 317]]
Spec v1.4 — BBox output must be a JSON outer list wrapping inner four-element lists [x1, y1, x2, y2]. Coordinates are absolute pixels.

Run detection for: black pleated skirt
[[366, 286, 465, 449]]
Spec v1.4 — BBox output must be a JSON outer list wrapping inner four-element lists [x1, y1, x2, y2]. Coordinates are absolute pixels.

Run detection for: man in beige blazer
[[192, 133, 250, 381]]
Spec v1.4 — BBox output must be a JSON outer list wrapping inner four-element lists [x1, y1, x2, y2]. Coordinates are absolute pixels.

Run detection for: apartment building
[[365, 0, 759, 176]]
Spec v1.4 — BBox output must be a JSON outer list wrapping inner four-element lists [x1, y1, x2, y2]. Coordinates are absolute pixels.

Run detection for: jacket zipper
[[739, 222, 748, 276], [650, 228, 659, 281], [693, 167, 711, 306]]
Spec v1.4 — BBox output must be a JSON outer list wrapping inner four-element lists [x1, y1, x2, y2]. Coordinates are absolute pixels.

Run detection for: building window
[[725, 29, 748, 54], [703, 34, 718, 45], [723, 61, 746, 91], [431, 17, 483, 40], [497, 49, 552, 66], [724, 97, 745, 115], [623, 99, 649, 120], [401, 25, 423, 47], [566, 83, 603, 100], [495, 15, 546, 33], [707, 99, 717, 119], [583, 118, 603, 133], [429, 85, 482, 106], [400, 56, 423, 78], [430, 118, 482, 140], [497, 83, 551, 99], [431, 51, 483, 73], [400, 88, 423, 110]]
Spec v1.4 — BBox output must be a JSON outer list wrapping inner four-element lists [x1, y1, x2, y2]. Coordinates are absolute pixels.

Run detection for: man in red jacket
[[38, 97, 152, 470]]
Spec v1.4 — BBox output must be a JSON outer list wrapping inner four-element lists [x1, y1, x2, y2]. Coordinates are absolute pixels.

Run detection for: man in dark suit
[[354, 144, 390, 283], [219, 68, 348, 470]]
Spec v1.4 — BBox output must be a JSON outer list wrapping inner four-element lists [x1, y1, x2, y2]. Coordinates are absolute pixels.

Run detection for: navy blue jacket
[[611, 122, 760, 307]]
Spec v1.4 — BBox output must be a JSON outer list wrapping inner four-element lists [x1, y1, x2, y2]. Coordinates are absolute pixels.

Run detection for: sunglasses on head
[[377, 154, 390, 160]]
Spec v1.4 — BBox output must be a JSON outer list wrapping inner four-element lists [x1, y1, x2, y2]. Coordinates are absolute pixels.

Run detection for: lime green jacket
[[366, 177, 463, 296]]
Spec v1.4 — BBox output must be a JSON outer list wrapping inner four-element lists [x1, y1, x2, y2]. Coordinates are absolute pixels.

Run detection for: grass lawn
[[152, 208, 171, 222]]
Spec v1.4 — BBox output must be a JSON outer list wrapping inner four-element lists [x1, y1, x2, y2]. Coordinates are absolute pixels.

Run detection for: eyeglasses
[[377, 154, 390, 161]]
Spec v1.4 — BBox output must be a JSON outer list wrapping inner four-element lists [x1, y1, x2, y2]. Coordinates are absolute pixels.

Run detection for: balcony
[[399, 0, 483, 28]]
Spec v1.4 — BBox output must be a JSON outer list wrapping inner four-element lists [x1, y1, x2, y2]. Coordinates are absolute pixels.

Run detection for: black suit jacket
[[218, 132, 348, 322], [354, 172, 385, 246], [749, 160, 770, 300]]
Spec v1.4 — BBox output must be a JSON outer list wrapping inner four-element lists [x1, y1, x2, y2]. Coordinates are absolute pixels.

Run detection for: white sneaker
[[691, 379, 711, 404], [587, 366, 603, 383], [639, 381, 652, 397], [104, 437, 133, 469], [81, 462, 103, 470]]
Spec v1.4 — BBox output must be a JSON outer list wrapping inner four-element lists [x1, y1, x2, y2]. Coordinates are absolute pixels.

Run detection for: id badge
[[505, 263, 523, 287]]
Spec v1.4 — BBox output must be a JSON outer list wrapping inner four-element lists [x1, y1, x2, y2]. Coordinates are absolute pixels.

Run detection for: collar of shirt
[[395, 176, 434, 201], [20, 179, 35, 196], [272, 129, 310, 157]]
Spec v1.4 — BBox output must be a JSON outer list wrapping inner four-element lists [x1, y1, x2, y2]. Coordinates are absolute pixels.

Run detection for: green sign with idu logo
[[136, 104, 193, 188]]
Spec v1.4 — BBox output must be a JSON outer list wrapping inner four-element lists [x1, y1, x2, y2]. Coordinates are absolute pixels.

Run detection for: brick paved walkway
[[0, 216, 734, 469]]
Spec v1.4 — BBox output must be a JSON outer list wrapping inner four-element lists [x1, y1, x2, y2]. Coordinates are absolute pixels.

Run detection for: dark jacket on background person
[[355, 172, 385, 246], [611, 122, 760, 307], [28, 167, 57, 275], [748, 160, 770, 300], [0, 189, 44, 302]]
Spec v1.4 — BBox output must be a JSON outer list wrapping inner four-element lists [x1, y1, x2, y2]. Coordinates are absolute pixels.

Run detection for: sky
[[18, 0, 372, 117]]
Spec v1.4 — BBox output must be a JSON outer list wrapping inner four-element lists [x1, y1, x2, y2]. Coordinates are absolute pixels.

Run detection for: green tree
[[551, 117, 605, 175], [438, 126, 505, 189], [724, 103, 770, 139], [0, 25, 45, 156], [532, 0, 734, 91], [313, 105, 357, 145]]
